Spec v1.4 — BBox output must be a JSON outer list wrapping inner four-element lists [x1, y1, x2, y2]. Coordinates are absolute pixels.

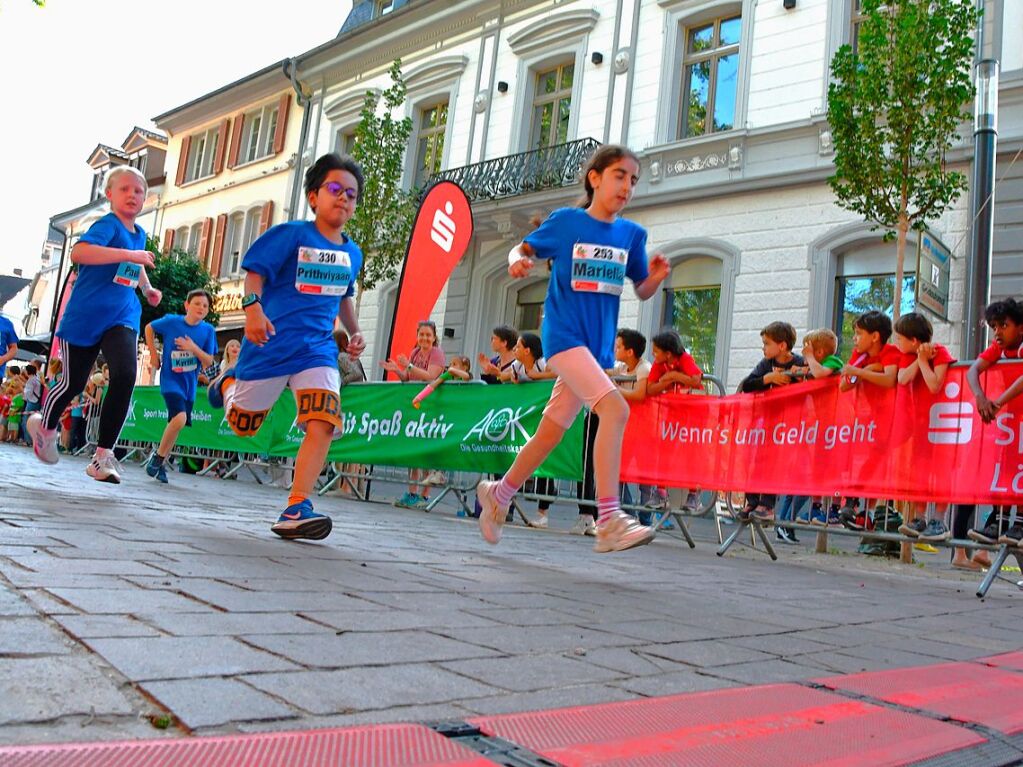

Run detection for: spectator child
[[646, 330, 702, 395], [840, 310, 900, 391], [509, 332, 555, 382], [6, 379, 24, 443], [20, 364, 41, 445], [801, 328, 844, 380], [0, 382, 12, 442]]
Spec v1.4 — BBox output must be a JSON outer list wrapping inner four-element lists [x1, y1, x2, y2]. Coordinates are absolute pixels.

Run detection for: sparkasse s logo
[[927, 382, 974, 445], [430, 201, 457, 253]]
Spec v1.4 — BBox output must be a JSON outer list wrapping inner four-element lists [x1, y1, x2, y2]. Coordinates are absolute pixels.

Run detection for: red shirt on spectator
[[978, 341, 1023, 363], [649, 352, 703, 392], [897, 344, 955, 369], [848, 343, 901, 369]]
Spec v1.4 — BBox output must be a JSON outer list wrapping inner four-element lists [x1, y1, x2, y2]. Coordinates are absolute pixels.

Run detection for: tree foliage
[[826, 0, 978, 317], [141, 236, 221, 329], [345, 60, 417, 305]]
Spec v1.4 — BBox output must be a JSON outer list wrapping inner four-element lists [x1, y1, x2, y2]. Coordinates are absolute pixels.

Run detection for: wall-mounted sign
[[916, 230, 951, 321]]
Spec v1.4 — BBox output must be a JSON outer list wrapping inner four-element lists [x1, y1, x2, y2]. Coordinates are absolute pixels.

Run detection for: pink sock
[[494, 477, 517, 507], [597, 496, 619, 525]]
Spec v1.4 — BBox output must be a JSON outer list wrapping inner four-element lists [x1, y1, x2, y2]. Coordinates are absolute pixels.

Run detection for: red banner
[[621, 363, 1023, 504], [384, 181, 473, 379]]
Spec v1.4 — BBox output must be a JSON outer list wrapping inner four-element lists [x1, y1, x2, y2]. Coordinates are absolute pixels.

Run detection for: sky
[[0, 0, 350, 302]]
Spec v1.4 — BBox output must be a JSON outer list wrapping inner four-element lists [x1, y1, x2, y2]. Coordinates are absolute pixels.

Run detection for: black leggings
[[42, 326, 137, 450]]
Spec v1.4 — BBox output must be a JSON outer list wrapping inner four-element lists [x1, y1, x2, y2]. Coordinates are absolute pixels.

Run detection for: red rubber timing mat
[[817, 662, 1023, 736], [468, 683, 983, 767], [978, 650, 1023, 672], [0, 723, 499, 767]]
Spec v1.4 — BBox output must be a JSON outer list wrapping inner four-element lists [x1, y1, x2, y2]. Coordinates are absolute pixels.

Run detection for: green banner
[[118, 382, 583, 480]]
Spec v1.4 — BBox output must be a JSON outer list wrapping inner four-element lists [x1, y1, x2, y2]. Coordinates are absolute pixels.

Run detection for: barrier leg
[[667, 511, 696, 548], [717, 520, 750, 556], [749, 518, 779, 561], [976, 544, 1011, 598]]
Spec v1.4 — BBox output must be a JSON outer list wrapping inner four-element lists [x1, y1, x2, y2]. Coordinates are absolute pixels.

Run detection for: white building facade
[[291, 0, 1021, 390]]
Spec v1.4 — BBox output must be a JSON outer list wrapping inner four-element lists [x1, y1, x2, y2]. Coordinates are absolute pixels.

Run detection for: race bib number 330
[[571, 243, 627, 296], [295, 247, 352, 296]]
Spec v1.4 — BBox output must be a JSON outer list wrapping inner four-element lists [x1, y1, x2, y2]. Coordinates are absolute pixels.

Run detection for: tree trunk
[[893, 210, 910, 322]]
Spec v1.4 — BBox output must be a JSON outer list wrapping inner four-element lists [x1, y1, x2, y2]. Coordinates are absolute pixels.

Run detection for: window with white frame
[[186, 222, 203, 258], [335, 128, 358, 157], [530, 63, 574, 149], [679, 15, 741, 138], [184, 126, 220, 182], [240, 103, 280, 165], [174, 226, 189, 251], [413, 101, 448, 189], [850, 0, 868, 52], [377, 0, 394, 16], [221, 212, 246, 277], [662, 257, 722, 374]]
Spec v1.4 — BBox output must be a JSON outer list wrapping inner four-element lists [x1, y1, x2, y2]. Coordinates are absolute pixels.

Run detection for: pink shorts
[[543, 347, 617, 428]]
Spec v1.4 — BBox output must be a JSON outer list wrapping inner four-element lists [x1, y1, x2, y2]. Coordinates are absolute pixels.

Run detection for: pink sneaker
[[594, 510, 656, 553], [476, 480, 507, 545], [27, 414, 59, 465]]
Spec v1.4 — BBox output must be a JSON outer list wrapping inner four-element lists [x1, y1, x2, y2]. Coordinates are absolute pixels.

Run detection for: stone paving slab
[[0, 442, 1019, 744]]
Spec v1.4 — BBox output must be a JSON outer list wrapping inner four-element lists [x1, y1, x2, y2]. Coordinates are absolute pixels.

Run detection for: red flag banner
[[48, 269, 76, 361], [384, 181, 473, 378], [621, 362, 1023, 504]]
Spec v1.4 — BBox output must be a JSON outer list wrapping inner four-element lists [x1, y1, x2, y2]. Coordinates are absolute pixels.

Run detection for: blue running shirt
[[0, 315, 18, 377], [151, 314, 218, 402], [234, 220, 363, 381], [58, 213, 147, 347], [523, 208, 649, 368]]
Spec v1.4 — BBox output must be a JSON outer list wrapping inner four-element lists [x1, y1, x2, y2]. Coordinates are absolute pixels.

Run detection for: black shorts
[[163, 393, 194, 426]]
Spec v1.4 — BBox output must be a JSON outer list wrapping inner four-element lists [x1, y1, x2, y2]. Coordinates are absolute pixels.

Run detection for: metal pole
[[963, 6, 999, 357]]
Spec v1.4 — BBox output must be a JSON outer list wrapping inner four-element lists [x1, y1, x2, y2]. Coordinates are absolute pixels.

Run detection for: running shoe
[[968, 523, 1001, 545], [594, 510, 656, 553], [26, 414, 59, 465], [86, 451, 122, 484], [919, 519, 951, 542], [422, 470, 447, 486], [270, 499, 332, 540], [569, 516, 597, 536], [752, 506, 775, 522], [839, 507, 864, 531], [528, 514, 549, 529], [776, 527, 797, 544], [643, 496, 669, 511], [476, 480, 507, 545], [206, 367, 234, 409], [145, 456, 169, 484], [412, 494, 430, 511], [997, 523, 1023, 547], [681, 492, 701, 512], [898, 518, 927, 538], [393, 492, 418, 508]]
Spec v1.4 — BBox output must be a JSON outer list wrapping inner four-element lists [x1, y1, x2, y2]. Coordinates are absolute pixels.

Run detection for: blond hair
[[104, 165, 148, 194], [804, 328, 838, 358]]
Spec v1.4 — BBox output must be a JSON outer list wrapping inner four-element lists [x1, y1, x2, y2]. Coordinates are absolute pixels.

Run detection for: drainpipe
[[284, 57, 314, 221], [46, 225, 69, 339]]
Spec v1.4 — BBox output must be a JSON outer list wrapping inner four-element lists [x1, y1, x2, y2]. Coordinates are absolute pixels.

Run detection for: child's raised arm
[[915, 344, 949, 395], [72, 241, 154, 268]]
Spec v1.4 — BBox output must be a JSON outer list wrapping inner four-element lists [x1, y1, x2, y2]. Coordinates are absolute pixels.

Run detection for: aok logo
[[463, 405, 537, 443], [927, 382, 974, 445], [431, 201, 457, 253]]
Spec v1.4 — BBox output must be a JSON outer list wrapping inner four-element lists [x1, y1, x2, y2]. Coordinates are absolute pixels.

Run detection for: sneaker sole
[[476, 482, 505, 545], [967, 531, 998, 545], [271, 517, 332, 541], [594, 529, 656, 554], [26, 416, 59, 465], [918, 533, 951, 543], [87, 470, 121, 484]]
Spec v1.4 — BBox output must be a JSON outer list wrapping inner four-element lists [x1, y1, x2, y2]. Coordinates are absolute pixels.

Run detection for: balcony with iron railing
[[428, 137, 601, 204]]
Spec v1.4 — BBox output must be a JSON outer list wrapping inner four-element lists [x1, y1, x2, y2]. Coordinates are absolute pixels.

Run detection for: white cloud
[[0, 0, 349, 284]]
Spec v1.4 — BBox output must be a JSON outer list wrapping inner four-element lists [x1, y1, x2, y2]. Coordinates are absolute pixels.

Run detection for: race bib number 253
[[571, 243, 627, 296]]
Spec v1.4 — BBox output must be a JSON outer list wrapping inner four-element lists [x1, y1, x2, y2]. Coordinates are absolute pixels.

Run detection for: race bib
[[113, 261, 141, 288], [571, 243, 627, 296], [295, 247, 352, 296], [170, 350, 198, 373]]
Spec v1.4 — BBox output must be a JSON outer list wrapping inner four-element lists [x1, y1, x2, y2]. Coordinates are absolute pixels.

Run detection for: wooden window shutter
[[227, 112, 245, 168], [213, 119, 230, 175], [197, 217, 213, 267], [210, 214, 228, 276], [163, 228, 175, 254], [174, 135, 192, 186], [258, 201, 274, 234], [272, 93, 291, 155]]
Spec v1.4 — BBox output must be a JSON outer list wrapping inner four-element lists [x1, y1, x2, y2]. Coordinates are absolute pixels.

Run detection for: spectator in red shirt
[[894, 312, 955, 393], [840, 310, 900, 392], [646, 329, 702, 395]]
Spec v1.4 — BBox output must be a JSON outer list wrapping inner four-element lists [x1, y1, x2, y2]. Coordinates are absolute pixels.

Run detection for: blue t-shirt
[[0, 315, 19, 378], [151, 314, 218, 402], [523, 208, 649, 368], [234, 220, 363, 381], [57, 213, 147, 346]]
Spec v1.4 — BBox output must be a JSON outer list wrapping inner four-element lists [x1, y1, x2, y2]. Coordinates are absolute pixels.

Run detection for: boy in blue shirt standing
[[207, 154, 365, 541], [0, 313, 18, 379], [144, 289, 218, 483]]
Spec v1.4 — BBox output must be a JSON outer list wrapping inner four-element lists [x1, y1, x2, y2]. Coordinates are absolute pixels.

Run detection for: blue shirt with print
[[234, 220, 363, 381], [151, 314, 218, 402], [0, 315, 19, 378], [523, 207, 649, 368], [57, 213, 147, 347]]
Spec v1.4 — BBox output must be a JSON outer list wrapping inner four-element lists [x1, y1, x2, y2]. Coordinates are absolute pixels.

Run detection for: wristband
[[508, 245, 526, 267]]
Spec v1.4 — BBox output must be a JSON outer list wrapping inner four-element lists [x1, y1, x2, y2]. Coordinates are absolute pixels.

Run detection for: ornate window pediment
[[507, 9, 599, 56]]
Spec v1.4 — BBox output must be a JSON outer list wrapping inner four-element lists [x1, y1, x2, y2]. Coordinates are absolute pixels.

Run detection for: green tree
[[140, 236, 220, 329], [826, 0, 978, 320], [345, 59, 417, 310]]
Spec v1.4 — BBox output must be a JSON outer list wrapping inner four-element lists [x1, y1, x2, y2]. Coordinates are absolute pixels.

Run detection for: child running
[[207, 153, 365, 540], [143, 289, 218, 483], [28, 166, 162, 481], [476, 144, 670, 552]]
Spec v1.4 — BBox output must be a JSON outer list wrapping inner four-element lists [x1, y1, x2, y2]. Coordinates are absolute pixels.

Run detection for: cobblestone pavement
[[0, 442, 1018, 744]]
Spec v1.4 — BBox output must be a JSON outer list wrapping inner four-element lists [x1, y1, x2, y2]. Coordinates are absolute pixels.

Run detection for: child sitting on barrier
[[840, 310, 900, 392]]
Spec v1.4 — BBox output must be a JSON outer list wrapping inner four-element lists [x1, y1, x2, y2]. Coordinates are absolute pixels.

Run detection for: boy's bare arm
[[446, 367, 471, 381], [897, 359, 919, 386], [967, 357, 998, 420], [916, 356, 948, 394], [618, 377, 648, 402], [994, 369, 1023, 411], [853, 364, 898, 388]]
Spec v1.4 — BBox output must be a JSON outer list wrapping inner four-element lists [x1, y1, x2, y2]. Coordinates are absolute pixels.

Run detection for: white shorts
[[543, 347, 618, 429], [224, 366, 343, 439]]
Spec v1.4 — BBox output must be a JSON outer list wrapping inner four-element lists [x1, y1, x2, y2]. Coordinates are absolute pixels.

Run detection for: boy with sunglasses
[[208, 153, 365, 540]]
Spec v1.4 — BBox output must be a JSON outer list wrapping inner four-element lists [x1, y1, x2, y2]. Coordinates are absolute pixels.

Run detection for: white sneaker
[[27, 414, 59, 465], [86, 451, 122, 484], [643, 497, 669, 511], [569, 516, 597, 536], [476, 480, 507, 545], [422, 469, 447, 486], [529, 514, 549, 529], [594, 510, 655, 553]]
